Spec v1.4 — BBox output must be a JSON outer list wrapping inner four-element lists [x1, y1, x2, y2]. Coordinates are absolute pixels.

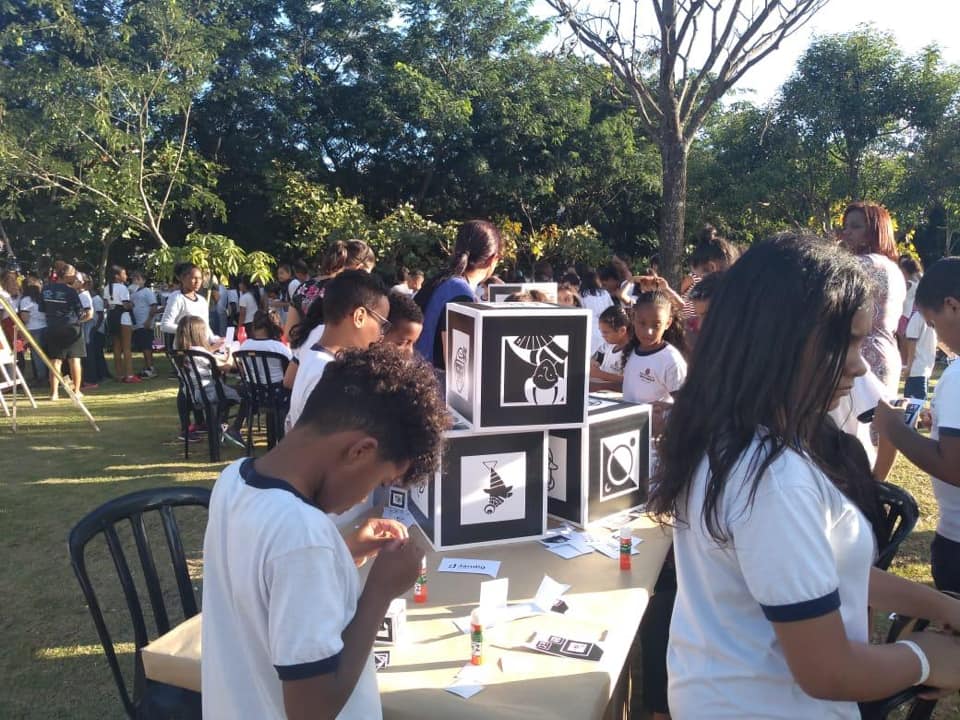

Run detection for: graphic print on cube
[[500, 335, 569, 407], [547, 435, 568, 502], [450, 328, 471, 404], [600, 429, 641, 501], [388, 488, 406, 509], [459, 452, 526, 525]]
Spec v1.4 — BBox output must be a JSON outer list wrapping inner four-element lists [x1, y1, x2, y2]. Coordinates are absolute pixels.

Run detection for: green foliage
[[146, 233, 275, 284]]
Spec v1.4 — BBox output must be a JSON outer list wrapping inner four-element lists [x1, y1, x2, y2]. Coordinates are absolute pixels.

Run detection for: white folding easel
[[0, 294, 99, 432]]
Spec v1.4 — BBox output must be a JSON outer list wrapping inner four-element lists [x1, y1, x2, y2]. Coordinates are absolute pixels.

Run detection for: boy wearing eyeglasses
[[285, 270, 390, 430]]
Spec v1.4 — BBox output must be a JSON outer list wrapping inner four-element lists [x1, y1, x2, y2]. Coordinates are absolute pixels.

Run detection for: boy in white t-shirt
[[903, 310, 937, 400], [876, 257, 960, 593], [284, 271, 390, 430], [202, 344, 447, 720]]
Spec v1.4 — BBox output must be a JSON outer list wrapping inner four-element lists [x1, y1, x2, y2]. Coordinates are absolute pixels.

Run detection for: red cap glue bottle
[[470, 609, 484, 665], [619, 526, 632, 571], [413, 556, 428, 603]]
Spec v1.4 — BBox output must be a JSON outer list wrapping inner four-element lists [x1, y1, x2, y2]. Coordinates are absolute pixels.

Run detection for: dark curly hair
[[297, 344, 448, 486]]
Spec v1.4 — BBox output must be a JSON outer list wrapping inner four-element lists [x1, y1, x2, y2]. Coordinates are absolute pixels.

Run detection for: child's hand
[[872, 399, 905, 438], [367, 539, 424, 600], [347, 518, 408, 563]]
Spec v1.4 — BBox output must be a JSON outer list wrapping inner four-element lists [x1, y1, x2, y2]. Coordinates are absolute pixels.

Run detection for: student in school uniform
[[128, 271, 159, 378], [201, 345, 446, 720], [284, 271, 390, 430], [621, 291, 687, 407], [590, 305, 631, 391], [649, 236, 960, 719], [902, 308, 937, 401], [876, 257, 960, 594], [238, 310, 293, 384], [104, 265, 139, 383], [382, 291, 423, 359]]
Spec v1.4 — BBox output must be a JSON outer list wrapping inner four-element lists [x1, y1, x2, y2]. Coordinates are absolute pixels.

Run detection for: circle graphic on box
[[600, 430, 641, 501]]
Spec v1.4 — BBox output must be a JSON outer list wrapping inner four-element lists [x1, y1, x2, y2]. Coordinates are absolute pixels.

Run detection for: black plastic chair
[[68, 486, 210, 719], [167, 351, 195, 461], [233, 349, 291, 456], [874, 481, 920, 571], [859, 591, 960, 720], [175, 349, 240, 462]]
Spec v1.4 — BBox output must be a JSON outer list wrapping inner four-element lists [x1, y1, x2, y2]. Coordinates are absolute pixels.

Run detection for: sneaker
[[222, 426, 246, 449], [122, 375, 143, 384], [80, 383, 98, 390], [139, 367, 157, 379], [176, 430, 203, 442], [188, 423, 208, 435]]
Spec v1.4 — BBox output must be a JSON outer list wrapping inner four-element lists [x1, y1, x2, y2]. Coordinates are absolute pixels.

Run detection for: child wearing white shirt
[[903, 311, 937, 400], [590, 305, 630, 391], [622, 292, 687, 405]]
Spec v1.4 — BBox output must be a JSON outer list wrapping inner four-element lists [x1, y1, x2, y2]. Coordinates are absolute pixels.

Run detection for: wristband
[[896, 639, 931, 685]]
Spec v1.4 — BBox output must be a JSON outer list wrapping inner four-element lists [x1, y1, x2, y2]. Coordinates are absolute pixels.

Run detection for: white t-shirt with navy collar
[[931, 359, 960, 542], [286, 343, 336, 430], [622, 343, 686, 404], [668, 438, 876, 719], [202, 458, 381, 720], [595, 342, 625, 375]]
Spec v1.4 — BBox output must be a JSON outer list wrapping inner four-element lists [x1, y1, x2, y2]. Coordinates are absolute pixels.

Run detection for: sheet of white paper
[[438, 558, 501, 578], [446, 663, 488, 699], [549, 544, 590, 560], [224, 326, 235, 345], [452, 603, 541, 634], [480, 578, 509, 613], [590, 536, 644, 560], [532, 576, 571, 612]]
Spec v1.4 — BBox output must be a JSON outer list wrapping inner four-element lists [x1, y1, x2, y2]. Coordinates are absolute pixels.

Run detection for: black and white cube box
[[375, 598, 407, 646], [486, 282, 558, 303], [446, 302, 590, 431], [547, 397, 651, 527], [406, 427, 548, 550]]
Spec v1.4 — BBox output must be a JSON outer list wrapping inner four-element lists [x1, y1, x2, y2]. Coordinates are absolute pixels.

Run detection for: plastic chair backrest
[[874, 481, 920, 571], [180, 348, 230, 410], [68, 486, 211, 718], [233, 350, 290, 406]]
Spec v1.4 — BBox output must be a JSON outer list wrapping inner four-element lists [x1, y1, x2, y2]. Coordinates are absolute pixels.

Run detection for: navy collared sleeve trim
[[760, 589, 840, 622], [939, 427, 960, 437], [275, 652, 341, 680]]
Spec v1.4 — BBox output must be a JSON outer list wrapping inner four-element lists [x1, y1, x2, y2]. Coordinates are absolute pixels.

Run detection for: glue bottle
[[470, 609, 484, 665], [413, 556, 428, 603], [619, 526, 632, 571]]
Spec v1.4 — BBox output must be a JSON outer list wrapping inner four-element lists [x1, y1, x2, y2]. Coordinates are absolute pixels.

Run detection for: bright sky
[[531, 0, 960, 103]]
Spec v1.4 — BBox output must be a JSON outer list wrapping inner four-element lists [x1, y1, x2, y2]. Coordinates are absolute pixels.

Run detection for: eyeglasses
[[364, 306, 392, 337]]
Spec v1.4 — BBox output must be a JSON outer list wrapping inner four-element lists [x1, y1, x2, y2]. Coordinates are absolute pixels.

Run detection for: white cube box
[[547, 397, 651, 527], [375, 598, 407, 646], [406, 427, 548, 551], [487, 282, 558, 303], [446, 302, 590, 431]]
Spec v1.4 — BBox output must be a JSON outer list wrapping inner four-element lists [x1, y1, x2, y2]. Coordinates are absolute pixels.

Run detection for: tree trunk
[[98, 231, 114, 287], [659, 135, 689, 288]]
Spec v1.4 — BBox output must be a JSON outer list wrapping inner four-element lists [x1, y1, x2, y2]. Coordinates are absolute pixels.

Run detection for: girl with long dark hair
[[649, 235, 960, 718], [413, 220, 500, 369]]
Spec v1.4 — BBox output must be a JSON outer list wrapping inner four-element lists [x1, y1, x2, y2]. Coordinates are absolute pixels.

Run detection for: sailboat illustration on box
[[482, 460, 514, 514]]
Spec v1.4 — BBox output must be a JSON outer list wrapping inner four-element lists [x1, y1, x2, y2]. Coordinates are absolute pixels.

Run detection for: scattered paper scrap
[[438, 558, 501, 578], [445, 663, 488, 699], [531, 576, 570, 613], [480, 578, 509, 613], [589, 535, 643, 560]]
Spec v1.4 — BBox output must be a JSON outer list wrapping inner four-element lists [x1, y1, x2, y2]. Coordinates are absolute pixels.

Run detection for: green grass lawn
[[0, 360, 958, 718]]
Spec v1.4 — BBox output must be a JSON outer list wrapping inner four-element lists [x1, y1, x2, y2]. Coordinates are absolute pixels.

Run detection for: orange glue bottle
[[619, 526, 632, 571], [413, 556, 428, 603], [470, 609, 484, 665]]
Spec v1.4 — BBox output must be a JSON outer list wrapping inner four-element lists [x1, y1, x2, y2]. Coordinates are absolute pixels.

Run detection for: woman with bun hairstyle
[[283, 239, 376, 338], [413, 220, 500, 369]]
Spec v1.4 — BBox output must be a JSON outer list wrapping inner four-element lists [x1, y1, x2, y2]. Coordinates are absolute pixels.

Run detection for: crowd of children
[[5, 204, 960, 718]]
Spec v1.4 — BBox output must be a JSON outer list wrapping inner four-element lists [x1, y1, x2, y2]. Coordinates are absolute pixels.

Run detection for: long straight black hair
[[415, 220, 500, 311], [648, 234, 873, 543]]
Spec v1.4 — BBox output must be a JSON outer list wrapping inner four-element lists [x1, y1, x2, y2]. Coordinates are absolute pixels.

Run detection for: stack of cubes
[[401, 301, 651, 550]]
